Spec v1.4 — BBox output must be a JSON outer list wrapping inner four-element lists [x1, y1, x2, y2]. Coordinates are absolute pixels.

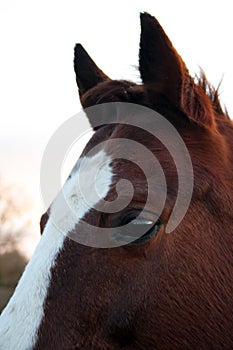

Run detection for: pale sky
[[0, 0, 232, 250]]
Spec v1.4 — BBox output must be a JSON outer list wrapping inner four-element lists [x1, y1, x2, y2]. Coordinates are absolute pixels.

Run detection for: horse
[[0, 12, 232, 350]]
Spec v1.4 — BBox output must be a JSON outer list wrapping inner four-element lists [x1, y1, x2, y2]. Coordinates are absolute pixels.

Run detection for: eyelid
[[132, 218, 154, 225], [133, 209, 159, 223]]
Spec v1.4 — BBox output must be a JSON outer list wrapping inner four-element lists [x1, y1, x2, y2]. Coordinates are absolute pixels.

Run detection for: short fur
[[36, 13, 233, 349]]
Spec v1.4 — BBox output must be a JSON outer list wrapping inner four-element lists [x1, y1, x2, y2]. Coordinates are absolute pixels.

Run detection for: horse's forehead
[[52, 149, 114, 229], [79, 123, 164, 189]]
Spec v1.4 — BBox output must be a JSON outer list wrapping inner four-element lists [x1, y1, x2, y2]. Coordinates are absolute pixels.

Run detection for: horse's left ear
[[139, 13, 215, 128], [74, 44, 110, 97]]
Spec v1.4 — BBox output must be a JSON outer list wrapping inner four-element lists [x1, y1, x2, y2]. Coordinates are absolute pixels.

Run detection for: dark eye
[[111, 211, 162, 245], [129, 217, 162, 244]]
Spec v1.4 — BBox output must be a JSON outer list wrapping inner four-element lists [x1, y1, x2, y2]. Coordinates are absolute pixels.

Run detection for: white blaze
[[0, 150, 113, 350]]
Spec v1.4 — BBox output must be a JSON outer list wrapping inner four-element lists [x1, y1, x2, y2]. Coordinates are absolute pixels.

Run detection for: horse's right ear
[[74, 44, 110, 97], [139, 13, 215, 128]]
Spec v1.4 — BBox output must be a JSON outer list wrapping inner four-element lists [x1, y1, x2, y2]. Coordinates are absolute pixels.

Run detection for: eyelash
[[110, 210, 162, 245]]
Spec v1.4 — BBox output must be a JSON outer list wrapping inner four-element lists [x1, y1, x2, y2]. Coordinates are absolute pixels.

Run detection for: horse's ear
[[139, 12, 184, 105], [74, 44, 110, 97], [139, 13, 215, 128]]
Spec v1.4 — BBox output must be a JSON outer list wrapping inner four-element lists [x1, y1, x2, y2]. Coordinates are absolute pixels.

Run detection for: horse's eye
[[111, 212, 162, 244], [129, 217, 162, 244]]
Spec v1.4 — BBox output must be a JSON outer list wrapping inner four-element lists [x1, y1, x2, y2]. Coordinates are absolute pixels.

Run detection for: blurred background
[[0, 0, 232, 311]]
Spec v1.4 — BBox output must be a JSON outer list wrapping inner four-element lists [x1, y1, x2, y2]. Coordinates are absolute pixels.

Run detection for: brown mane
[[81, 72, 228, 115], [196, 70, 229, 118]]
